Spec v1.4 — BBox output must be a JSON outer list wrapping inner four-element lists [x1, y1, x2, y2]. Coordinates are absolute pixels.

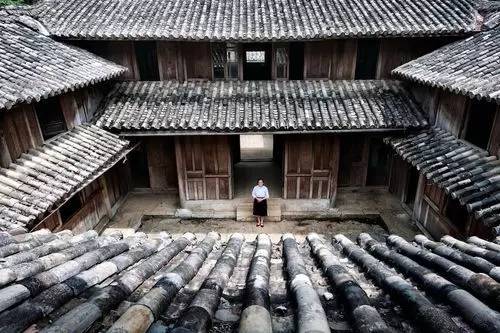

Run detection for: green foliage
[[0, 0, 25, 6]]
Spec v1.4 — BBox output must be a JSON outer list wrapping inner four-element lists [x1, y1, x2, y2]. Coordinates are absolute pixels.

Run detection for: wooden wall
[[145, 137, 178, 192], [0, 105, 43, 167], [338, 135, 370, 187], [283, 135, 340, 201], [303, 38, 451, 80], [488, 106, 500, 157], [34, 160, 132, 232], [60, 85, 108, 129], [175, 136, 232, 201]]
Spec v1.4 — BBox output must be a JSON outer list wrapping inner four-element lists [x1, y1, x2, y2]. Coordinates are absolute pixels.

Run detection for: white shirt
[[252, 185, 269, 199]]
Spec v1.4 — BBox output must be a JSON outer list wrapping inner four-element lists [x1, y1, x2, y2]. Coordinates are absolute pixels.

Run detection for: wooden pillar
[[330, 137, 340, 206], [174, 137, 187, 207]]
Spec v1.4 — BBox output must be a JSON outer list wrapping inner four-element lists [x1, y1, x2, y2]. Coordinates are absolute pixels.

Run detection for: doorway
[[243, 43, 272, 80], [233, 134, 283, 198]]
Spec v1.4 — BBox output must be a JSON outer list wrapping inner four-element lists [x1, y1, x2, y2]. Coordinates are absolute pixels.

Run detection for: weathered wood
[[44, 233, 194, 333], [104, 41, 140, 80], [0, 105, 43, 167], [388, 235, 500, 310], [284, 135, 338, 200], [304, 41, 332, 79], [182, 42, 212, 80], [334, 234, 460, 332], [338, 135, 369, 187], [178, 136, 232, 201], [239, 234, 272, 333], [157, 41, 181, 80], [307, 233, 392, 333], [282, 233, 329, 333], [434, 91, 468, 136], [146, 137, 178, 192], [357, 233, 500, 333], [172, 234, 244, 333], [107, 232, 219, 333]]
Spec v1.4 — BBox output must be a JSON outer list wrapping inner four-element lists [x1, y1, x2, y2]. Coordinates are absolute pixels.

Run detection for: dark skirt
[[253, 199, 268, 217]]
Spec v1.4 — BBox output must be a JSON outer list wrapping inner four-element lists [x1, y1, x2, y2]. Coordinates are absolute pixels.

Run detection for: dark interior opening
[[135, 41, 160, 80], [405, 166, 420, 208], [445, 198, 469, 232], [243, 43, 272, 80], [234, 134, 283, 198], [366, 137, 390, 186], [59, 195, 83, 223], [289, 42, 304, 80], [35, 97, 67, 140], [355, 39, 380, 79], [464, 100, 496, 150], [129, 144, 151, 188]]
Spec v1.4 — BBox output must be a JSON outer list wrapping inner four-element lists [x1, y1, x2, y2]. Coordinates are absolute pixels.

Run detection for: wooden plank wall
[[0, 105, 43, 168], [283, 135, 339, 200], [60, 85, 108, 129], [303, 38, 450, 80], [146, 137, 178, 192], [488, 106, 500, 157], [34, 162, 131, 232], [104, 41, 140, 80], [182, 42, 213, 80], [338, 135, 370, 187], [434, 91, 469, 136], [157, 41, 183, 80], [176, 136, 232, 201]]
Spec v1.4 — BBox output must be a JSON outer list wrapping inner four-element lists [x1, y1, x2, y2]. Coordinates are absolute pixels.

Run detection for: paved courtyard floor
[[103, 187, 419, 242]]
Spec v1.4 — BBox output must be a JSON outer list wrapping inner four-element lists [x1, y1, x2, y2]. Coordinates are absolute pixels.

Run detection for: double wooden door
[[283, 135, 339, 200], [176, 136, 232, 201]]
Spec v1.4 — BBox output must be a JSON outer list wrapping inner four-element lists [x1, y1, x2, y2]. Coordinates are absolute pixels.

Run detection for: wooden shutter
[[284, 135, 339, 199], [177, 136, 232, 200]]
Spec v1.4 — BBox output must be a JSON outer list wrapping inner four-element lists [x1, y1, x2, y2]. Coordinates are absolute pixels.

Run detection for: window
[[245, 51, 265, 63], [355, 39, 380, 79], [445, 197, 469, 232], [463, 100, 496, 150], [211, 43, 239, 79], [134, 41, 160, 80], [243, 44, 272, 80], [211, 43, 226, 79], [274, 46, 289, 79], [289, 42, 304, 80], [227, 44, 239, 79], [35, 97, 67, 139], [59, 195, 83, 223]]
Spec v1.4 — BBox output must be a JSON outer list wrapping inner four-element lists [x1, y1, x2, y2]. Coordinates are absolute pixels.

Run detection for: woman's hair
[[256, 178, 264, 184]]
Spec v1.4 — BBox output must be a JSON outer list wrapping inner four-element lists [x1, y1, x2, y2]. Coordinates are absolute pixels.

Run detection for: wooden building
[[0, 0, 498, 238], [388, 27, 500, 239], [0, 14, 131, 233]]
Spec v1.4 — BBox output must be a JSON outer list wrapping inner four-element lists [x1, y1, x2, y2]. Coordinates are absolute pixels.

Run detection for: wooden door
[[176, 136, 232, 200], [284, 135, 339, 199]]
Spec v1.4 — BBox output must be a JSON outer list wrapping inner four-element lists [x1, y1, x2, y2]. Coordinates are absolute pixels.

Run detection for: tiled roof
[[393, 27, 500, 103], [0, 230, 500, 332], [385, 127, 500, 226], [0, 125, 130, 232], [29, 0, 483, 40], [95, 80, 427, 133], [0, 14, 126, 111]]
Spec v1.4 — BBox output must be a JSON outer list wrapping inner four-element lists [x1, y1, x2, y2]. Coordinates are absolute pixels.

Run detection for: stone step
[[236, 202, 281, 222]]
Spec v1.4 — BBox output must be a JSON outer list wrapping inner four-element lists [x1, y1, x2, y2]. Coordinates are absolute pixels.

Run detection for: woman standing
[[252, 178, 269, 227]]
